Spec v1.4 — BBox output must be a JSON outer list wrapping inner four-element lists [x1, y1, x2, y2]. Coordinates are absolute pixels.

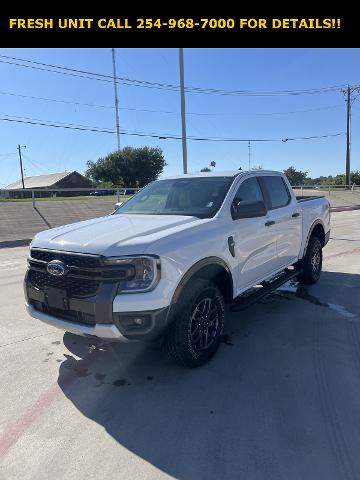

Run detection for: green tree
[[351, 171, 360, 184], [200, 167, 211, 172], [283, 166, 308, 186], [319, 172, 360, 186], [96, 181, 114, 188], [334, 174, 346, 185], [85, 146, 167, 187], [319, 175, 334, 185]]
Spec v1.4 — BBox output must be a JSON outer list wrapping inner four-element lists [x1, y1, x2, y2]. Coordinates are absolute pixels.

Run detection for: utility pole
[[345, 85, 351, 188], [248, 141, 251, 170], [179, 48, 188, 174], [343, 85, 360, 187], [111, 48, 121, 151], [17, 144, 25, 189]]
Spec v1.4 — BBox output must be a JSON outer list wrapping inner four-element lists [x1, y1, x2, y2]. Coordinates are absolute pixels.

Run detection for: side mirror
[[232, 199, 267, 220]]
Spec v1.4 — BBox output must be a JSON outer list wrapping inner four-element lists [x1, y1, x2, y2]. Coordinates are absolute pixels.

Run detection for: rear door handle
[[292, 212, 300, 218], [265, 220, 275, 227]]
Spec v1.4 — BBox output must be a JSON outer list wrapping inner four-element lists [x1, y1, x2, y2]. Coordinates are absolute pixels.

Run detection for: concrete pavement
[[0, 211, 359, 479], [0, 199, 117, 243], [295, 188, 360, 209], [1, 189, 360, 245]]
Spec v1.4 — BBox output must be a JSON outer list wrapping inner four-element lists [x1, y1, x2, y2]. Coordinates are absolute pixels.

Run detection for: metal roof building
[[5, 171, 92, 190]]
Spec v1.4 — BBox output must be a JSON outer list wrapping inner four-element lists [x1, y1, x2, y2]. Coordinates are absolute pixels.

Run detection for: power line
[[0, 55, 178, 90], [0, 116, 116, 134], [0, 90, 114, 109], [0, 112, 180, 138], [281, 133, 345, 142], [0, 55, 350, 97], [0, 114, 345, 143], [22, 155, 44, 174], [0, 58, 171, 93], [22, 152, 52, 173], [0, 59, 115, 84], [234, 105, 344, 117], [0, 113, 114, 130], [0, 90, 345, 117], [0, 58, 180, 92], [0, 167, 17, 187]]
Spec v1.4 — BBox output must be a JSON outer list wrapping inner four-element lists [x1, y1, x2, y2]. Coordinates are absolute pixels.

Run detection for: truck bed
[[296, 195, 325, 202]]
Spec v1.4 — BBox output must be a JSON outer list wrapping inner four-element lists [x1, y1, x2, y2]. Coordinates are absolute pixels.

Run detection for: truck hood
[[31, 214, 207, 256]]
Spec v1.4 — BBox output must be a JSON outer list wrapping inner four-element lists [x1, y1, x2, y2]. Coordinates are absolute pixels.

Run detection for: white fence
[[0, 187, 140, 206], [292, 184, 360, 196], [1, 184, 359, 209]]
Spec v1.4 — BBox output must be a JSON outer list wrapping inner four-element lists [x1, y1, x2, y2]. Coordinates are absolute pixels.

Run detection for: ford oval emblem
[[47, 260, 68, 276]]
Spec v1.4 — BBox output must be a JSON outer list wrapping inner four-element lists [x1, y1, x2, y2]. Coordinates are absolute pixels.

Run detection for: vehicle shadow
[[57, 271, 360, 480]]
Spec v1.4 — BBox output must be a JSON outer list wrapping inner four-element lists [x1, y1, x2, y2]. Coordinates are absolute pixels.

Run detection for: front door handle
[[292, 212, 300, 218], [265, 220, 275, 227]]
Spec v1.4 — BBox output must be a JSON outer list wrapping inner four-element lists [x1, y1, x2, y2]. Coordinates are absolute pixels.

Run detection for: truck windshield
[[114, 177, 234, 218]]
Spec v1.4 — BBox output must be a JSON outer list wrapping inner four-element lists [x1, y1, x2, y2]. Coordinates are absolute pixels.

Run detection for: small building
[[4, 171, 93, 198]]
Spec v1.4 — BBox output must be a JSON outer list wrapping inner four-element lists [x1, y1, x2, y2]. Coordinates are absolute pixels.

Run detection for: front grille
[[31, 300, 95, 325], [30, 249, 102, 269], [28, 269, 100, 298]]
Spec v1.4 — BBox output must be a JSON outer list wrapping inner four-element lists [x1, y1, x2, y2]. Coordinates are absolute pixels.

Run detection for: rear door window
[[258, 176, 291, 209]]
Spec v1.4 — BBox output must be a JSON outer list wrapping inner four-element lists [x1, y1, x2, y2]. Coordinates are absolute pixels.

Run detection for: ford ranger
[[24, 170, 330, 367]]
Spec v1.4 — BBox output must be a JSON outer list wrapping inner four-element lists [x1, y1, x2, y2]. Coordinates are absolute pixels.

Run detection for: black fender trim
[[324, 230, 331, 246], [179, 256, 232, 289], [170, 256, 234, 308], [163, 257, 234, 332], [302, 220, 326, 258]]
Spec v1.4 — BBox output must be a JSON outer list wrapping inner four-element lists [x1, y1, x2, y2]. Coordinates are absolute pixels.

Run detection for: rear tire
[[164, 279, 225, 368], [297, 236, 322, 285]]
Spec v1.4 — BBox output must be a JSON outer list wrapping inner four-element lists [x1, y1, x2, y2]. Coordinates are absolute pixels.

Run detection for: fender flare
[[168, 256, 234, 312], [302, 219, 326, 258]]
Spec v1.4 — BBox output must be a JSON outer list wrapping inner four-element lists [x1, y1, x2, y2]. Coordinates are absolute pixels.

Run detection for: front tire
[[165, 279, 225, 368], [297, 236, 322, 285]]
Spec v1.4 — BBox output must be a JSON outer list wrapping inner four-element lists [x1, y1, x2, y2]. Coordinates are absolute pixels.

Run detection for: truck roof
[[162, 170, 281, 180]]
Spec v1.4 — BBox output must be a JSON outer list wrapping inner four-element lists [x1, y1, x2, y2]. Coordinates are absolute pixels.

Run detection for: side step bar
[[230, 267, 302, 312]]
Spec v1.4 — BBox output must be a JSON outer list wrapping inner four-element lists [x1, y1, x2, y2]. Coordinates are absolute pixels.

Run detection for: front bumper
[[26, 301, 171, 342], [26, 302, 130, 341]]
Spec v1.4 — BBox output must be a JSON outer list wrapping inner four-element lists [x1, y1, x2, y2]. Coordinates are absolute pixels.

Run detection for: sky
[[0, 47, 359, 187]]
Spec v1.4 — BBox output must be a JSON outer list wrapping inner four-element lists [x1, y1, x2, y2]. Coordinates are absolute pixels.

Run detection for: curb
[[331, 205, 360, 212]]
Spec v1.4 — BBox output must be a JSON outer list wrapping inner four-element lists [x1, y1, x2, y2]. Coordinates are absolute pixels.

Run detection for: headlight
[[103, 256, 160, 293]]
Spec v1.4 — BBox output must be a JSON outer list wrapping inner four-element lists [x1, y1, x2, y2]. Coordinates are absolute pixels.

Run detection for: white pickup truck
[[25, 170, 330, 367]]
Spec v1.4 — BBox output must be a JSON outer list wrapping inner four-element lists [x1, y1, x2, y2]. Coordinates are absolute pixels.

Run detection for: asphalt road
[[0, 211, 360, 480]]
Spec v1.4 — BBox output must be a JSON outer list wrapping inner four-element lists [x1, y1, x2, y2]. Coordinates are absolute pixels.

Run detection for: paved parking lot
[[294, 188, 360, 209], [0, 211, 359, 480], [1, 190, 359, 246]]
